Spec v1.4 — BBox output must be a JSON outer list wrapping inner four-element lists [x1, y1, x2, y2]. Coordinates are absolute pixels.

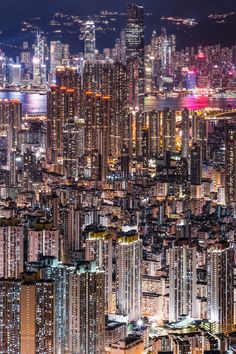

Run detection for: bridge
[[206, 109, 236, 120]]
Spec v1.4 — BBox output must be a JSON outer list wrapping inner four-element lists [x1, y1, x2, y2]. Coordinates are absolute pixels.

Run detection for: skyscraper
[[181, 108, 190, 159], [27, 226, 59, 262], [33, 31, 46, 85], [62, 203, 81, 262], [207, 242, 234, 333], [47, 69, 79, 177], [162, 108, 176, 154], [0, 279, 21, 353], [0, 273, 55, 353], [117, 232, 142, 322], [83, 20, 96, 61], [126, 4, 145, 104], [85, 230, 113, 314], [191, 113, 206, 159], [225, 119, 236, 204], [50, 41, 62, 81], [144, 110, 161, 157], [110, 62, 130, 159], [39, 258, 75, 354], [0, 221, 24, 278], [0, 99, 22, 170], [69, 261, 105, 353], [82, 91, 110, 181], [169, 240, 197, 322], [190, 143, 202, 185]]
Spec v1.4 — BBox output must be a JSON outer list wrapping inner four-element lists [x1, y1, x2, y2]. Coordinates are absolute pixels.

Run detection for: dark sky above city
[[0, 0, 235, 54], [1, 0, 236, 20]]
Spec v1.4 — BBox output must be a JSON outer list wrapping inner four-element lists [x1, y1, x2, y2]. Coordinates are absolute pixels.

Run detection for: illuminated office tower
[[159, 28, 176, 76], [225, 119, 236, 204], [207, 242, 234, 333], [126, 4, 145, 99], [69, 261, 105, 354], [20, 41, 31, 66], [83, 20, 96, 61], [196, 52, 209, 89], [162, 108, 176, 154], [27, 227, 59, 262], [190, 143, 202, 185], [0, 54, 7, 85], [181, 108, 190, 159], [62, 43, 70, 65], [39, 258, 75, 354], [85, 230, 113, 313], [117, 232, 142, 321], [50, 41, 62, 81], [12, 64, 21, 86], [169, 240, 197, 322], [47, 81, 79, 177], [110, 62, 130, 158], [33, 31, 46, 85], [0, 273, 55, 354], [0, 222, 24, 278], [144, 110, 161, 157]]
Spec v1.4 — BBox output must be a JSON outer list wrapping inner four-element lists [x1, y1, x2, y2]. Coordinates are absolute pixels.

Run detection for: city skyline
[[0, 1, 236, 353]]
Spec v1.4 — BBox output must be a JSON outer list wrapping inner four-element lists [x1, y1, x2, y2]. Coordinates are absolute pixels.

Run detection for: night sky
[[1, 0, 236, 20], [0, 0, 235, 54]]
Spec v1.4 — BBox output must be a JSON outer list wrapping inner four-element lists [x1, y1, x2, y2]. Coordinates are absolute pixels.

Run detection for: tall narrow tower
[[83, 20, 96, 61], [33, 30, 46, 85]]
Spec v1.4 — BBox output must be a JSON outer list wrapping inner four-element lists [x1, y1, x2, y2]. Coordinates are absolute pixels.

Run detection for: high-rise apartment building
[[69, 261, 105, 353], [39, 257, 75, 354], [162, 108, 176, 154], [47, 70, 79, 177], [117, 232, 142, 322], [62, 203, 81, 262], [207, 242, 234, 333], [0, 99, 22, 169], [225, 119, 236, 204], [144, 110, 161, 157], [27, 226, 59, 262], [0, 221, 24, 278], [110, 62, 130, 158], [85, 230, 113, 313], [0, 272, 55, 353], [190, 143, 202, 185], [169, 240, 197, 322], [181, 108, 190, 159]]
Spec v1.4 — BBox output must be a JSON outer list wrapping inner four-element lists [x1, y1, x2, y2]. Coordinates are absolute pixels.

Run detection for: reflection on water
[[0, 92, 236, 114], [145, 95, 236, 111], [0, 92, 47, 114]]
